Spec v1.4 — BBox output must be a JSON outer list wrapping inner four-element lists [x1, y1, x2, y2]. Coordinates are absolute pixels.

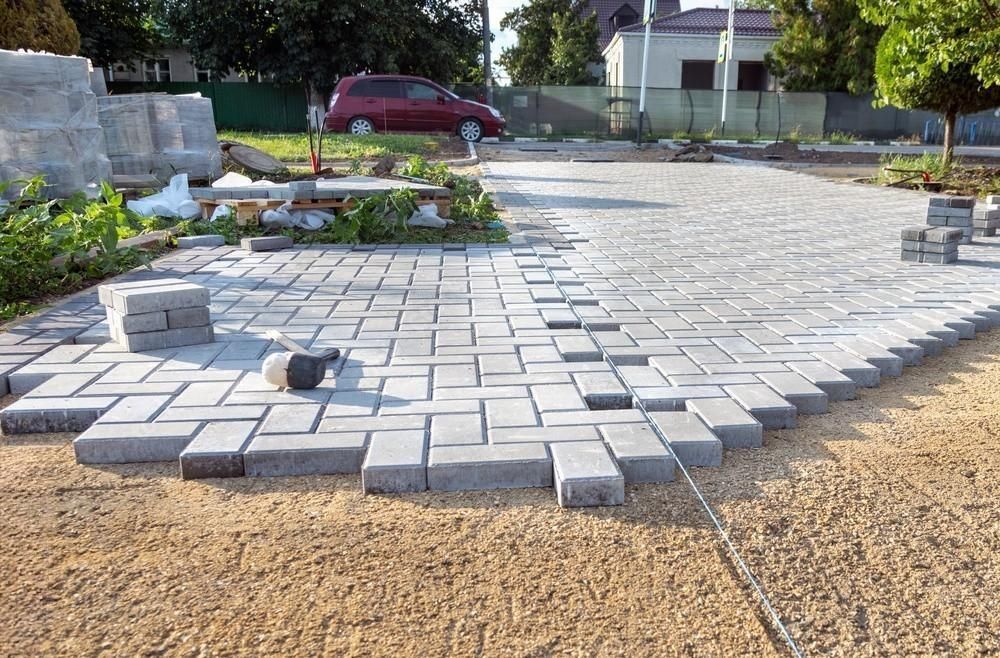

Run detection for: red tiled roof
[[584, 0, 682, 49], [618, 8, 779, 37]]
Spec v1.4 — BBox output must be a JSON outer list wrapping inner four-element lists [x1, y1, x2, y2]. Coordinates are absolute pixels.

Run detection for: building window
[[196, 68, 212, 82], [144, 58, 171, 82], [737, 61, 768, 91], [681, 60, 715, 90], [611, 5, 639, 31]]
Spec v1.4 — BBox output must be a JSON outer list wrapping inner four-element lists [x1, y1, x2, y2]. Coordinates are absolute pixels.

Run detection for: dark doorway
[[737, 61, 768, 91], [681, 60, 715, 90]]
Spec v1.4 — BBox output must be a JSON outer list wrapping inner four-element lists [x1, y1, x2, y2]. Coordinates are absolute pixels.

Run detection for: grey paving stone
[[647, 411, 722, 467], [858, 332, 924, 366], [241, 236, 294, 252], [430, 413, 485, 446], [243, 432, 368, 476], [815, 351, 882, 387], [177, 234, 226, 248], [788, 361, 857, 401], [550, 441, 624, 507], [554, 335, 603, 362], [107, 308, 167, 334], [599, 423, 675, 483], [723, 383, 797, 429], [572, 371, 632, 410], [107, 281, 210, 315], [685, 398, 763, 448], [633, 385, 725, 411], [427, 442, 552, 490], [878, 321, 944, 357], [362, 430, 428, 493], [74, 421, 201, 463], [166, 306, 211, 329], [898, 317, 960, 346], [117, 325, 215, 353], [180, 420, 257, 479], [1, 396, 119, 434], [758, 372, 828, 415], [489, 425, 601, 443]]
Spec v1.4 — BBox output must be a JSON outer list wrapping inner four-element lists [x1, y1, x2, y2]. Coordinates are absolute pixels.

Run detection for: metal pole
[[637, 0, 655, 146], [482, 0, 493, 105], [720, 0, 736, 136]]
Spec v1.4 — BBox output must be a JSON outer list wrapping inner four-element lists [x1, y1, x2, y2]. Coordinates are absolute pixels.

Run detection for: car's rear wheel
[[348, 117, 375, 135], [458, 118, 483, 142]]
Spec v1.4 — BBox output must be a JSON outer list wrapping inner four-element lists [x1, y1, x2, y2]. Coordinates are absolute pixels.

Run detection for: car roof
[[342, 74, 436, 84]]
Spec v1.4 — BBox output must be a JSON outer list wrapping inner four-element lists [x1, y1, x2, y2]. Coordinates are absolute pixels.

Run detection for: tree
[[61, 0, 161, 68], [0, 0, 81, 56], [859, 1, 1000, 166], [763, 0, 883, 95], [498, 0, 600, 86], [737, 0, 775, 8], [160, 0, 482, 95]]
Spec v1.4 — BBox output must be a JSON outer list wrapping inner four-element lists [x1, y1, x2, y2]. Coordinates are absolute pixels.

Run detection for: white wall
[[107, 48, 244, 83], [605, 33, 777, 90]]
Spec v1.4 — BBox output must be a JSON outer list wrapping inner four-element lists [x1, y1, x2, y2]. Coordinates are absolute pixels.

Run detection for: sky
[[488, 0, 728, 83]]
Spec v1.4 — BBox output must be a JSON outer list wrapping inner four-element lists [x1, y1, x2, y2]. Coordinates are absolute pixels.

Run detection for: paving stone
[[554, 335, 603, 362], [723, 384, 797, 429], [117, 325, 214, 352], [241, 236, 294, 252], [107, 308, 167, 334], [858, 332, 924, 366], [1, 396, 119, 434], [758, 372, 828, 415], [647, 411, 722, 467], [550, 441, 624, 507], [816, 351, 881, 387], [166, 306, 211, 329], [107, 281, 210, 315], [572, 371, 631, 409], [177, 234, 226, 248], [74, 421, 201, 463], [530, 384, 587, 413], [244, 432, 367, 476], [633, 385, 725, 411], [599, 423, 675, 483], [362, 430, 427, 493], [427, 443, 552, 490], [430, 412, 485, 446], [180, 421, 257, 479], [685, 398, 763, 448], [788, 361, 857, 401], [835, 339, 904, 377], [489, 425, 601, 443]]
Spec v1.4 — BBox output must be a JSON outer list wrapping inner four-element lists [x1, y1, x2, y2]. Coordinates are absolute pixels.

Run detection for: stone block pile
[[975, 195, 1000, 238], [925, 196, 974, 244], [99, 279, 213, 352], [901, 225, 962, 264]]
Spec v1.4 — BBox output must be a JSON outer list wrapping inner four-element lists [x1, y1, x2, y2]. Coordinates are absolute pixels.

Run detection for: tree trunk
[[942, 110, 956, 169]]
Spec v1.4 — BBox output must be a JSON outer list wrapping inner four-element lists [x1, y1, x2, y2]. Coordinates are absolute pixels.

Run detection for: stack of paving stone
[[926, 196, 974, 244], [99, 279, 213, 352], [900, 225, 962, 264], [974, 195, 1000, 238]]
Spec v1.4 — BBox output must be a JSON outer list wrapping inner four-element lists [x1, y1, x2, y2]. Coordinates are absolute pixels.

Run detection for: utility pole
[[636, 0, 655, 146], [482, 0, 493, 105], [719, 0, 736, 136]]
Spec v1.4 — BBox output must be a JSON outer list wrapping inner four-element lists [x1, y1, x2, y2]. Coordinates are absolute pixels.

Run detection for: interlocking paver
[[550, 441, 624, 507], [5, 163, 1000, 506]]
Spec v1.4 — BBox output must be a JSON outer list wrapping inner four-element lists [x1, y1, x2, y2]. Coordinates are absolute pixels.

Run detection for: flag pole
[[636, 0, 655, 146], [720, 0, 736, 136]]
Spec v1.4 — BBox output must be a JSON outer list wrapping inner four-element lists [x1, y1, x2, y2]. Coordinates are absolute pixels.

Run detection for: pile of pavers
[[974, 195, 1000, 238], [901, 225, 962, 264], [100, 279, 213, 352], [925, 195, 974, 244]]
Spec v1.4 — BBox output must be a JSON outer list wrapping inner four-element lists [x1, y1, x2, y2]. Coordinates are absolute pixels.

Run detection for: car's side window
[[405, 83, 440, 101], [347, 80, 369, 96], [368, 80, 403, 98]]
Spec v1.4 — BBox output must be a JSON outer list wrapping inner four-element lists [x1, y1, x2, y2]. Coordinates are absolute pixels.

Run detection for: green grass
[[877, 152, 954, 184], [217, 131, 446, 163]]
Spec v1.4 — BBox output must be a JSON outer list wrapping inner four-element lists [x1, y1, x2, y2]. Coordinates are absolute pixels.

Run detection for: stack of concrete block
[[926, 196, 974, 244], [900, 226, 962, 264], [99, 279, 213, 352], [0, 49, 112, 200], [974, 195, 1000, 238]]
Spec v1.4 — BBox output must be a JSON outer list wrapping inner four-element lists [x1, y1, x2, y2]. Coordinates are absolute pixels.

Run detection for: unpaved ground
[[3, 332, 1000, 656], [478, 143, 672, 162]]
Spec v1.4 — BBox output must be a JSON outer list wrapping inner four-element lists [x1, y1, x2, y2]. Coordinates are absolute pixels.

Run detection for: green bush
[[398, 156, 500, 224], [0, 0, 81, 55]]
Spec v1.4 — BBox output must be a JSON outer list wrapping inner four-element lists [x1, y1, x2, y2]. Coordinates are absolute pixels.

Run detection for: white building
[[603, 8, 780, 91], [105, 47, 247, 83]]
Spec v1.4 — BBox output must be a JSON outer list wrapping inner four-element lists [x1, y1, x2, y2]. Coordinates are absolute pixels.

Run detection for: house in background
[[105, 47, 247, 83], [603, 8, 780, 90], [585, 0, 681, 81]]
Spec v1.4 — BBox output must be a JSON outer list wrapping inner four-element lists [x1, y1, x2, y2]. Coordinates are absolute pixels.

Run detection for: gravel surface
[[2, 332, 999, 656]]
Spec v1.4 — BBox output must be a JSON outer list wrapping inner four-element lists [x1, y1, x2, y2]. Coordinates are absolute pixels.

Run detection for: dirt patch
[[477, 143, 676, 163], [3, 332, 1000, 655]]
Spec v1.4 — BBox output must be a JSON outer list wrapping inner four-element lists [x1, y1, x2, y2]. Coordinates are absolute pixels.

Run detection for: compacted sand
[[2, 332, 999, 656]]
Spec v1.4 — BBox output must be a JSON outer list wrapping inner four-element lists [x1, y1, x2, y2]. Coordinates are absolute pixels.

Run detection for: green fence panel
[[106, 82, 308, 132]]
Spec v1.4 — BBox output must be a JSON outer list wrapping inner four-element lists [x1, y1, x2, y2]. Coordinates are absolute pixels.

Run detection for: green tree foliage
[[736, 0, 775, 8], [160, 0, 481, 94], [499, 0, 601, 86], [860, 0, 1000, 166], [0, 0, 81, 55], [61, 0, 161, 68], [763, 0, 883, 94]]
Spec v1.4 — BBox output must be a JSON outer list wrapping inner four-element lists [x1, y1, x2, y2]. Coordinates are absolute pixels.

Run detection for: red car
[[324, 75, 505, 142]]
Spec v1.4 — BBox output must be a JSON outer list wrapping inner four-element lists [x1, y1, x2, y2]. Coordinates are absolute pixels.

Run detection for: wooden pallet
[[194, 196, 451, 226]]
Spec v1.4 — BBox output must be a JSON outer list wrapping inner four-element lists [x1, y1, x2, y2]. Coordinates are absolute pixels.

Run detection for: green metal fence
[[107, 81, 308, 132]]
